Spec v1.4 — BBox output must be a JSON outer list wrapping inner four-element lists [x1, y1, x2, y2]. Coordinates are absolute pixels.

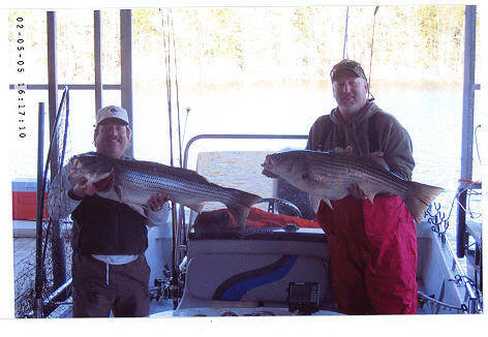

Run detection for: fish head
[[68, 153, 114, 187], [262, 151, 314, 190], [262, 152, 294, 177]]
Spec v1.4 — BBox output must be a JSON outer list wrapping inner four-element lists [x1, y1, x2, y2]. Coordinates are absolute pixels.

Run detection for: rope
[[443, 181, 482, 224], [474, 124, 482, 164], [417, 290, 467, 313]]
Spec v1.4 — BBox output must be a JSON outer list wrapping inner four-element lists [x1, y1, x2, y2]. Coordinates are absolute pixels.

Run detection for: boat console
[[176, 225, 335, 314]]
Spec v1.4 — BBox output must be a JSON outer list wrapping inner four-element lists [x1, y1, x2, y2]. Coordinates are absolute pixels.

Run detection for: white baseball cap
[[96, 105, 129, 125]]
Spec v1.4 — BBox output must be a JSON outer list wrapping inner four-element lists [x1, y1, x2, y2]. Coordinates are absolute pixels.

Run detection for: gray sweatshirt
[[306, 101, 415, 180]]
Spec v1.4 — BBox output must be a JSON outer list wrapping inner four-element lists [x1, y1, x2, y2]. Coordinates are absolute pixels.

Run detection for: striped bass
[[69, 153, 262, 227], [261, 150, 443, 223]]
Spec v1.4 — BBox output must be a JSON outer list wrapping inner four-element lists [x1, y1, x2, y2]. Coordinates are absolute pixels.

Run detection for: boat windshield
[[182, 136, 328, 238]]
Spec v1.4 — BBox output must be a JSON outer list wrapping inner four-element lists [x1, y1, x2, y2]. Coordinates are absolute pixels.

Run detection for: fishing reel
[[150, 265, 184, 302]]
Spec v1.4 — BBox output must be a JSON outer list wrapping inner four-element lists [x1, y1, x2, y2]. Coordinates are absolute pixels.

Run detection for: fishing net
[[14, 88, 73, 318]]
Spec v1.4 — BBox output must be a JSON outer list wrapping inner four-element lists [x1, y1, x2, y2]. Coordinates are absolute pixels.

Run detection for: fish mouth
[[261, 169, 279, 178]]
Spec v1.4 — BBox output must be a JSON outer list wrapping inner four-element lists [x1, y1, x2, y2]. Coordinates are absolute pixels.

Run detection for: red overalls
[[317, 195, 417, 314]]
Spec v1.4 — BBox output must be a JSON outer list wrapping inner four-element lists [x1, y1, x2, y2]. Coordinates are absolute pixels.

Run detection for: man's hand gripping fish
[[69, 153, 262, 228], [261, 150, 443, 223]]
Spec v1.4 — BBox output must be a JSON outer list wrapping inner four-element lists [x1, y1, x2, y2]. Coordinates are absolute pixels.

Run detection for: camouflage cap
[[330, 59, 368, 82]]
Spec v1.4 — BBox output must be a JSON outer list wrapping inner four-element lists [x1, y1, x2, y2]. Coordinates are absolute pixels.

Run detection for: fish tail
[[225, 189, 262, 229], [405, 181, 444, 223]]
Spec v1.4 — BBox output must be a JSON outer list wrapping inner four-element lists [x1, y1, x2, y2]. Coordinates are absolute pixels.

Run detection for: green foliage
[[417, 6, 440, 68], [133, 8, 160, 37], [204, 8, 244, 68]]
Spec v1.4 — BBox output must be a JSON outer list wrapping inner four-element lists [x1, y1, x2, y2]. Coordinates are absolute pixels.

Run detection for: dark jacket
[[71, 194, 148, 255]]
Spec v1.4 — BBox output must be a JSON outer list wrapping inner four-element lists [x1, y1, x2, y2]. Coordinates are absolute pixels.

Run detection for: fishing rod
[[162, 8, 182, 310], [168, 10, 190, 301], [168, 13, 191, 277], [169, 10, 183, 169], [368, 6, 380, 96], [342, 6, 350, 59], [181, 107, 191, 146], [163, 11, 174, 168]]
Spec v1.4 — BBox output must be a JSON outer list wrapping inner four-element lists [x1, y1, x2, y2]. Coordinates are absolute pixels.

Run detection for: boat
[[9, 5, 482, 319], [148, 136, 483, 317]]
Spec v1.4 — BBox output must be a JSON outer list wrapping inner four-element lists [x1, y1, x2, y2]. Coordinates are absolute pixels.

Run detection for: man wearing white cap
[[48, 105, 169, 317]]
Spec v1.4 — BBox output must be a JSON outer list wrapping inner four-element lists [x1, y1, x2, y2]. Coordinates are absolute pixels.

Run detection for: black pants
[[72, 253, 150, 317]]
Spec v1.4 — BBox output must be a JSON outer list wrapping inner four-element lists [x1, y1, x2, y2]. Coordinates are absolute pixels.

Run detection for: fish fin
[[225, 189, 262, 229], [227, 205, 251, 231], [186, 203, 203, 226], [406, 181, 444, 223], [309, 194, 321, 212], [187, 203, 203, 213], [113, 184, 123, 201], [309, 194, 332, 212], [365, 192, 375, 204], [322, 198, 333, 209], [355, 182, 378, 204]]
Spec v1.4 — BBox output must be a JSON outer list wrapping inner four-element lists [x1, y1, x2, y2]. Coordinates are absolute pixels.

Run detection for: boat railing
[[182, 133, 308, 170]]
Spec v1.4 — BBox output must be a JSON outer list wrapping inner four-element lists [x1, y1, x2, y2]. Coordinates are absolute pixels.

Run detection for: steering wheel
[[256, 197, 303, 218]]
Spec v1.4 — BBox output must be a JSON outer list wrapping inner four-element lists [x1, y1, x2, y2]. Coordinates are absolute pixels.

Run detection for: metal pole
[[94, 10, 103, 112], [9, 84, 121, 90], [456, 5, 476, 258], [34, 102, 46, 318], [120, 9, 134, 157], [47, 12, 58, 143]]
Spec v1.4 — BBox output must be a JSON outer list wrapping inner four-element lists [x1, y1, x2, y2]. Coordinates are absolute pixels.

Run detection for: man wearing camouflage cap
[[306, 60, 417, 314]]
